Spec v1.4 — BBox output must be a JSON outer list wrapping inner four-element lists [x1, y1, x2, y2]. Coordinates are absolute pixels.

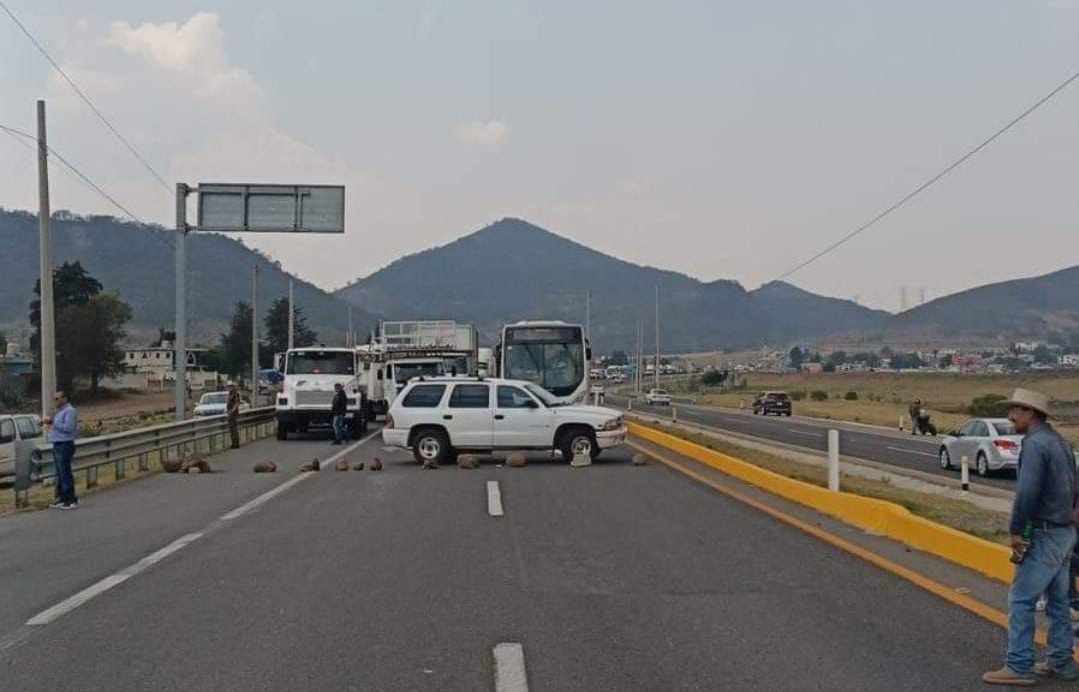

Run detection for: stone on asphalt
[[457, 454, 478, 469], [334, 458, 349, 472], [570, 453, 592, 468], [352, 462, 365, 471], [632, 453, 647, 466], [162, 459, 183, 473], [506, 453, 527, 468], [253, 461, 277, 473], [422, 459, 439, 470], [370, 458, 383, 471]]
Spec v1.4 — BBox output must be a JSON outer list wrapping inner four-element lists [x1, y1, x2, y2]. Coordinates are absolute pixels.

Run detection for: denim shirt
[[48, 404, 78, 444], [1009, 422, 1076, 535]]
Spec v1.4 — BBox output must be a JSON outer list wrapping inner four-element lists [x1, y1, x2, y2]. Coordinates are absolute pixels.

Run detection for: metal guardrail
[[12, 407, 276, 508]]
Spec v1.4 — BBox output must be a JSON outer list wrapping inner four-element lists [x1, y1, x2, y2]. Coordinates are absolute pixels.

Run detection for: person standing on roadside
[[984, 388, 1077, 686], [226, 381, 242, 449], [45, 391, 79, 510], [330, 383, 347, 446], [908, 398, 922, 434]]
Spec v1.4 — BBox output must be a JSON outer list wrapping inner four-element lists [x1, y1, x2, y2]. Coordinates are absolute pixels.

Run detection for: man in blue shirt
[[45, 390, 79, 510], [984, 388, 1077, 686]]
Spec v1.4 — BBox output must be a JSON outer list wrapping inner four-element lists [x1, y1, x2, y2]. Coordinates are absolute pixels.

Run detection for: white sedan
[[193, 391, 250, 417], [938, 418, 1022, 477]]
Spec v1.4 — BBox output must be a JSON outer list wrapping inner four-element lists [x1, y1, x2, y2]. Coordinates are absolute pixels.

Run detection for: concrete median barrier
[[628, 421, 1013, 584]]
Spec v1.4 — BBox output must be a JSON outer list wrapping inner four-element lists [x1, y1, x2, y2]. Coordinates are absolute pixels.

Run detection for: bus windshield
[[286, 351, 355, 375], [503, 326, 585, 398]]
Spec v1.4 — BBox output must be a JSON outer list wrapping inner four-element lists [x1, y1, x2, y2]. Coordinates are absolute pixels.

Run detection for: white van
[[0, 414, 44, 478]]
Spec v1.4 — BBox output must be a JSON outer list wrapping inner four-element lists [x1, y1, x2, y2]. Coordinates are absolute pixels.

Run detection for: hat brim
[[1004, 399, 1053, 419]]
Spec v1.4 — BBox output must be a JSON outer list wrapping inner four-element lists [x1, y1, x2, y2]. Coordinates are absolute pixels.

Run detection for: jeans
[[52, 441, 77, 504], [228, 415, 240, 448], [332, 415, 347, 444], [1007, 525, 1077, 675]]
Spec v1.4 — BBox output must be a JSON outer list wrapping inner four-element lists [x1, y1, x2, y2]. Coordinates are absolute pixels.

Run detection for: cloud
[[455, 119, 510, 148]]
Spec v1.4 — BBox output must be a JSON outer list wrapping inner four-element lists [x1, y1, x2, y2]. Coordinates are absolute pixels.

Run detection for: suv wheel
[[412, 428, 450, 465], [560, 427, 598, 462]]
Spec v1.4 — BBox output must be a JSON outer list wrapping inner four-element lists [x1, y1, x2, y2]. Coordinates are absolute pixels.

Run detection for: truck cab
[[275, 347, 367, 440]]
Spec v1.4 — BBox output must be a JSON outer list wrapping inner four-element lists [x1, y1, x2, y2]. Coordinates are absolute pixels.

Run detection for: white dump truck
[[275, 347, 368, 440], [357, 320, 479, 420]]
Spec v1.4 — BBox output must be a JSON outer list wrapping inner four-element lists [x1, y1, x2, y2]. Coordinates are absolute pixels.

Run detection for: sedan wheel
[[976, 453, 989, 477], [939, 448, 951, 470]]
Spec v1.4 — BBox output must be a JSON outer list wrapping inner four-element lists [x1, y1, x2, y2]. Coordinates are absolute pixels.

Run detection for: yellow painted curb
[[628, 421, 1014, 584]]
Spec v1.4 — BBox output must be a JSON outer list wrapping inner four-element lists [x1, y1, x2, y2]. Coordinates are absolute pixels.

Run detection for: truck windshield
[[286, 351, 355, 375], [394, 362, 442, 383]]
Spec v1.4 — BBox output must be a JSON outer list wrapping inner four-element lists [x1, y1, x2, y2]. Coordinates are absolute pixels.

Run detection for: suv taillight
[[385, 414, 394, 430]]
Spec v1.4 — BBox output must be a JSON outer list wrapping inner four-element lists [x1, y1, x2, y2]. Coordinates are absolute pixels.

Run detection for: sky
[[2, 0, 1078, 311]]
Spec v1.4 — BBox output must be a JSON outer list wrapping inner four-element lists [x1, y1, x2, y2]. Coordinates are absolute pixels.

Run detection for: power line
[[0, 0, 172, 195], [776, 67, 1079, 282], [0, 122, 147, 224]]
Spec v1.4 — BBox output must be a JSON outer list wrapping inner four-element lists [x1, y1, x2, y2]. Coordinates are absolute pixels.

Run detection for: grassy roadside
[[639, 419, 1011, 545]]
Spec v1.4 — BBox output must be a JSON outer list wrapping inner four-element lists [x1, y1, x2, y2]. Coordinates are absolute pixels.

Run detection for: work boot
[[982, 667, 1035, 686], [1035, 661, 1079, 681]]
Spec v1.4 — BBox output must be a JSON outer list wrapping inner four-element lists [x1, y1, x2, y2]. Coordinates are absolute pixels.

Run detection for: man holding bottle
[[984, 388, 1077, 686]]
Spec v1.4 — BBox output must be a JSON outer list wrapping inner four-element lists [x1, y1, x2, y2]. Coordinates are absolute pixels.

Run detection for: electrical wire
[[775, 67, 1079, 281], [0, 122, 147, 224], [0, 0, 172, 195]]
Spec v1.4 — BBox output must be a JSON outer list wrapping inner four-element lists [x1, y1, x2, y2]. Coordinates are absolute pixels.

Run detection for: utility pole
[[585, 291, 591, 345], [251, 264, 259, 405], [635, 318, 642, 393], [174, 184, 188, 421], [654, 285, 660, 391], [287, 278, 295, 350], [36, 100, 56, 421], [347, 305, 354, 348]]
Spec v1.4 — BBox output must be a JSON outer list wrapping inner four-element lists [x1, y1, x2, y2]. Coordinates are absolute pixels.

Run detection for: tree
[[788, 346, 804, 370], [56, 293, 133, 394], [264, 297, 318, 356], [219, 301, 254, 377], [0, 330, 6, 356], [608, 350, 629, 366], [1032, 344, 1055, 365], [29, 260, 103, 361]]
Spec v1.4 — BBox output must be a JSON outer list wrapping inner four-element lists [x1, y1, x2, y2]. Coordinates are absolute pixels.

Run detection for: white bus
[[496, 321, 590, 405]]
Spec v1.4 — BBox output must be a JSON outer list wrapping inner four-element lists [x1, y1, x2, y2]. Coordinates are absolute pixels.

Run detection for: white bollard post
[[960, 456, 969, 493], [899, 415, 904, 431], [628, 398, 633, 411], [672, 406, 678, 423], [827, 429, 840, 491]]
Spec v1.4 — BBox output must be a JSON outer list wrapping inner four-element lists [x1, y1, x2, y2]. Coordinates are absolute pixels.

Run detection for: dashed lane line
[[21, 430, 382, 630], [493, 642, 530, 692], [487, 480, 505, 517]]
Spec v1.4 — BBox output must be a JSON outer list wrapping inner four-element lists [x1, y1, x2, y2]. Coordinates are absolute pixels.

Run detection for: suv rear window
[[449, 384, 490, 408], [401, 385, 446, 408]]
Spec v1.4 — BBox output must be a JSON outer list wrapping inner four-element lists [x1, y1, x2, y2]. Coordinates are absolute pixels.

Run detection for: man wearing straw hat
[[984, 388, 1078, 686]]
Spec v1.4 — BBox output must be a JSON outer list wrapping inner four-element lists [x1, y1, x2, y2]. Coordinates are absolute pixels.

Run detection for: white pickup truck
[[382, 376, 627, 465]]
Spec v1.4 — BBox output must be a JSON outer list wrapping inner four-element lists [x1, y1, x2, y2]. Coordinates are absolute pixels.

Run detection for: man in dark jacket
[[331, 383, 348, 445], [226, 382, 242, 449], [984, 388, 1078, 686]]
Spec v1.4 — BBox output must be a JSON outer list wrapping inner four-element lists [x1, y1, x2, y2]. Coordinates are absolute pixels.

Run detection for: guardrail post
[[827, 429, 840, 491], [960, 456, 970, 493], [115, 457, 126, 481], [86, 465, 98, 489], [627, 398, 633, 411], [138, 452, 148, 472]]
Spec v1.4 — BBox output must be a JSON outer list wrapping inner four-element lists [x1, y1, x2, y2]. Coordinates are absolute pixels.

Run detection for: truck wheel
[[559, 427, 598, 462], [412, 428, 450, 465], [276, 422, 288, 441]]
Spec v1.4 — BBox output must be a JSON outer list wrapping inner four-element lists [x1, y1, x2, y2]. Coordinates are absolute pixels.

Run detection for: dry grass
[[645, 421, 1010, 544], [677, 371, 1079, 445]]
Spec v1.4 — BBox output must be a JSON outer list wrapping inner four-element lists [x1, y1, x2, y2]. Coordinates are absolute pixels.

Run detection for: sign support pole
[[174, 183, 188, 421]]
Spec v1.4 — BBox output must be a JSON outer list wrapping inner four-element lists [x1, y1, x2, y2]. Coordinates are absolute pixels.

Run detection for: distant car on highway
[[938, 418, 1022, 477], [644, 388, 671, 406], [0, 413, 44, 478], [193, 391, 250, 417], [753, 391, 792, 416]]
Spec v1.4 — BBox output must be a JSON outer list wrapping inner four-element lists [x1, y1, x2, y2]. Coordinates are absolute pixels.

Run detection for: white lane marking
[[493, 642, 530, 692], [887, 446, 938, 458], [27, 431, 385, 628], [487, 480, 504, 517], [27, 532, 203, 626], [221, 429, 380, 521]]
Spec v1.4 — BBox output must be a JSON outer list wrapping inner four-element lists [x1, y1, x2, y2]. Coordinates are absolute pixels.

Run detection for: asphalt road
[[0, 431, 1016, 690], [613, 395, 1018, 490]]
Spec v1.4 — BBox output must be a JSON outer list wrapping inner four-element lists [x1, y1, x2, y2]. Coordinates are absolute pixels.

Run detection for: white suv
[[1, 413, 44, 478], [382, 377, 627, 465], [644, 389, 672, 406]]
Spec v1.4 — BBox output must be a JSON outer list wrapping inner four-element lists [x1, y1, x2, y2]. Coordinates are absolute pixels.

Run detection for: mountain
[[335, 218, 888, 352], [885, 266, 1079, 341], [0, 209, 376, 345]]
